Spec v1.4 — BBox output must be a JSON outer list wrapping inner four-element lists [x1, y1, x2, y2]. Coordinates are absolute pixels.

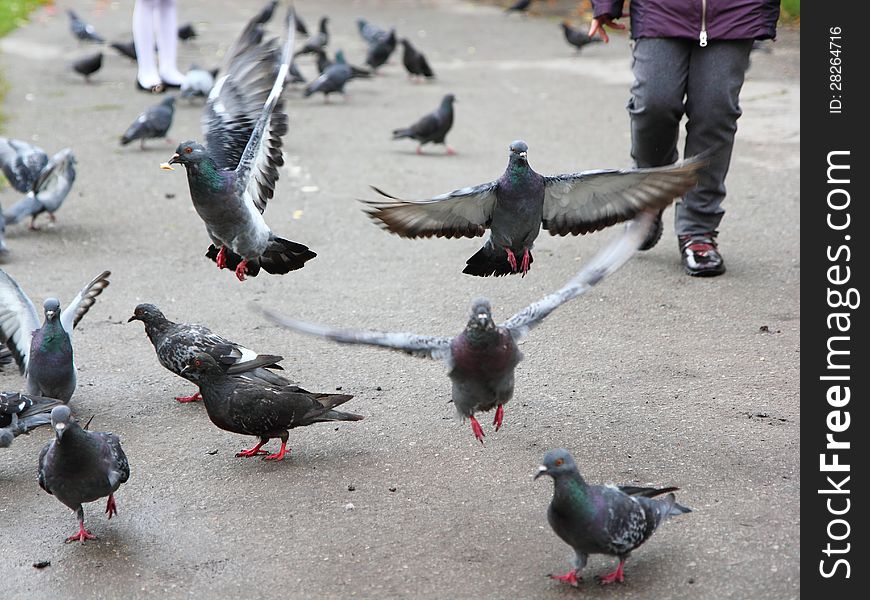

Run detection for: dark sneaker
[[638, 209, 664, 251], [678, 232, 726, 276]]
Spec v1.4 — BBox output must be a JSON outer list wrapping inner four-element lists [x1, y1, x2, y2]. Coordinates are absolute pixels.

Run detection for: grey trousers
[[628, 38, 753, 236]]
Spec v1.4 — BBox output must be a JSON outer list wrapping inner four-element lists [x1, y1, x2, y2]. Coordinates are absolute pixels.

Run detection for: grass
[[0, 0, 50, 38], [781, 0, 800, 20]]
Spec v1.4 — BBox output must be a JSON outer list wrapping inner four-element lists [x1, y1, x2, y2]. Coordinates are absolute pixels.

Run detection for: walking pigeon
[[0, 269, 110, 403], [182, 352, 363, 461], [0, 392, 62, 448], [364, 140, 705, 277], [365, 28, 397, 71], [180, 66, 217, 101], [304, 50, 354, 101], [161, 9, 316, 280], [535, 448, 691, 586], [178, 23, 198, 41], [4, 148, 76, 231], [314, 49, 370, 79], [357, 18, 386, 44], [261, 214, 655, 443], [67, 10, 104, 43], [561, 22, 602, 54], [110, 40, 137, 61], [121, 96, 176, 149], [392, 94, 455, 155], [72, 52, 103, 82], [400, 39, 434, 80], [294, 16, 328, 57], [38, 406, 130, 543], [128, 303, 291, 402]]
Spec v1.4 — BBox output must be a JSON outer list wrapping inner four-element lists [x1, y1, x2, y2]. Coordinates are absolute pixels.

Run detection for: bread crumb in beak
[[160, 162, 174, 171]]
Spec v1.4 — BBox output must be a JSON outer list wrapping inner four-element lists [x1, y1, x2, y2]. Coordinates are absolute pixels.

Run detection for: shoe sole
[[684, 265, 726, 277]]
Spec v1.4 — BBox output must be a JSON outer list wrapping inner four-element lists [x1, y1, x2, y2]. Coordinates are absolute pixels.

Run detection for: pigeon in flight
[[400, 38, 434, 80], [561, 22, 602, 54], [182, 352, 363, 461], [261, 214, 655, 443], [71, 52, 103, 83], [535, 448, 691, 585], [364, 140, 704, 277], [392, 94, 455, 155], [0, 392, 62, 448], [38, 406, 130, 543], [4, 148, 76, 231], [0, 269, 110, 403], [121, 96, 176, 149], [161, 8, 316, 280], [67, 10, 104, 43]]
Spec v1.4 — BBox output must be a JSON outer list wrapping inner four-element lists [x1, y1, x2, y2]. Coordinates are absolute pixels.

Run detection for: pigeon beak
[[127, 315, 137, 323], [45, 310, 57, 320], [161, 154, 180, 170], [533, 465, 548, 480], [519, 151, 527, 159], [476, 313, 489, 327], [54, 422, 66, 440]]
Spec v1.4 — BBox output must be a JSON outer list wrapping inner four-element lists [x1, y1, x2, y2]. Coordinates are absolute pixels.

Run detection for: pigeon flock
[[0, 0, 699, 590]]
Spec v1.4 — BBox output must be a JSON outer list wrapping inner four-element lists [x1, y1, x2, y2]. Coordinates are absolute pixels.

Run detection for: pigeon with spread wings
[[364, 140, 704, 277], [261, 213, 654, 443], [162, 5, 315, 281]]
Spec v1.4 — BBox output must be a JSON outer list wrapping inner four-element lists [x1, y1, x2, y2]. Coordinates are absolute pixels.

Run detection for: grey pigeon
[[314, 49, 371, 79], [67, 10, 104, 43], [505, 0, 533, 13], [400, 38, 434, 80], [0, 391, 62, 448], [178, 23, 197, 41], [72, 52, 103, 82], [357, 18, 386, 44], [364, 140, 705, 277], [182, 352, 363, 461], [294, 12, 308, 35], [365, 28, 397, 71], [0, 269, 110, 403], [38, 406, 129, 543], [128, 303, 291, 402], [535, 448, 691, 586], [180, 66, 217, 101], [110, 40, 137, 61], [121, 96, 176, 149], [4, 148, 76, 230], [392, 94, 455, 155], [294, 16, 328, 57], [287, 61, 306, 84], [561, 22, 602, 54], [163, 9, 316, 281], [0, 137, 48, 193], [253, 0, 279, 24], [304, 50, 354, 101], [261, 214, 655, 443]]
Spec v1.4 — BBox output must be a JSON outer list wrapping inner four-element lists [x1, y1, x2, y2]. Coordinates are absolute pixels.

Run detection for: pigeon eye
[[554, 458, 564, 466], [195, 359, 202, 366], [184, 147, 193, 154]]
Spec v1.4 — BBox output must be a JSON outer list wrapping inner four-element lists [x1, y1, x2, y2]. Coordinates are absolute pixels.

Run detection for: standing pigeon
[[357, 18, 386, 44], [178, 23, 198, 41], [286, 61, 307, 84], [67, 10, 104, 43], [121, 96, 176, 149], [392, 94, 455, 155], [38, 406, 130, 543], [110, 40, 137, 61], [182, 352, 363, 461], [535, 448, 691, 585], [314, 49, 371, 78], [400, 38, 434, 80], [261, 214, 654, 443], [0, 269, 110, 403], [364, 140, 705, 277], [561, 21, 602, 54], [0, 392, 62, 448], [303, 50, 354, 101], [365, 28, 397, 71], [162, 9, 316, 281], [180, 66, 217, 101], [72, 52, 103, 82], [128, 303, 291, 402], [4, 148, 77, 230], [294, 16, 329, 57]]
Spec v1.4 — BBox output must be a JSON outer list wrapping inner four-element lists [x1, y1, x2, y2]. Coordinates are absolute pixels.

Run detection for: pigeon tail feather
[[260, 237, 317, 275], [463, 244, 532, 277]]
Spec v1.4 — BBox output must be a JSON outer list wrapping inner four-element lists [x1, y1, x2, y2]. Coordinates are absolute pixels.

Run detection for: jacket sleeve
[[591, 0, 625, 20]]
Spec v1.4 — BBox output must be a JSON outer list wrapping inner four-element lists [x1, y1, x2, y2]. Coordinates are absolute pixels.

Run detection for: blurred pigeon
[[295, 12, 308, 35], [294, 16, 328, 57], [0, 137, 48, 194], [120, 96, 176, 149], [163, 9, 316, 280], [304, 50, 354, 101], [562, 22, 602, 54], [4, 148, 76, 230], [109, 40, 137, 61], [128, 303, 291, 402], [253, 0, 279, 24], [262, 214, 654, 443], [287, 61, 306, 84], [357, 18, 386, 44], [67, 10, 104, 43], [0, 269, 110, 403], [505, 0, 533, 13], [535, 448, 691, 586], [392, 94, 455, 155], [72, 52, 103, 82], [364, 140, 704, 277], [0, 392, 62, 448], [365, 28, 397, 71], [182, 352, 363, 461], [180, 66, 217, 100], [400, 38, 434, 80], [314, 48, 370, 78], [178, 23, 197, 41], [38, 406, 129, 543]]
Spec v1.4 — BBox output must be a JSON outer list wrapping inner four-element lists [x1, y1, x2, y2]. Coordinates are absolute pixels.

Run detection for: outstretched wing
[[362, 181, 498, 239], [0, 137, 48, 193], [500, 212, 654, 341], [260, 307, 453, 361], [0, 269, 40, 373], [32, 148, 76, 212], [542, 155, 705, 236], [60, 270, 111, 334]]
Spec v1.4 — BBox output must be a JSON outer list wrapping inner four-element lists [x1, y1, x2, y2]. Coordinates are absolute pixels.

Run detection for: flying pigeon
[[0, 269, 110, 403], [392, 94, 455, 155], [561, 22, 602, 54], [304, 50, 354, 101], [178, 23, 198, 41], [0, 392, 62, 448], [294, 16, 329, 57], [109, 40, 137, 61], [365, 28, 397, 71], [161, 9, 316, 281], [180, 66, 217, 101], [38, 406, 130, 543], [128, 303, 291, 402], [120, 96, 175, 149], [182, 352, 363, 461], [67, 10, 104, 43], [400, 38, 434, 80], [357, 18, 386, 44], [505, 0, 533, 13], [364, 140, 705, 277], [72, 52, 103, 82], [261, 213, 655, 443], [535, 448, 691, 586], [4, 148, 76, 231]]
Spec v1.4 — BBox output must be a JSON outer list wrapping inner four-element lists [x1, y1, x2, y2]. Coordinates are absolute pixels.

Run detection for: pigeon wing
[[0, 137, 48, 193], [60, 270, 111, 334], [0, 269, 40, 373]]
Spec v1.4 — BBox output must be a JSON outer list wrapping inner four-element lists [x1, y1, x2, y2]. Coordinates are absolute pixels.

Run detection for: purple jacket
[[592, 0, 779, 43]]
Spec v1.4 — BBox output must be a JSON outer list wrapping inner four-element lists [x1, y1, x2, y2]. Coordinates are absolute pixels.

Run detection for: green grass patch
[[0, 0, 49, 38], [781, 0, 800, 20]]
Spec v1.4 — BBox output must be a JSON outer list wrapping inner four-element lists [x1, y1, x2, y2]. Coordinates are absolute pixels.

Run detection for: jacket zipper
[[699, 0, 708, 46]]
